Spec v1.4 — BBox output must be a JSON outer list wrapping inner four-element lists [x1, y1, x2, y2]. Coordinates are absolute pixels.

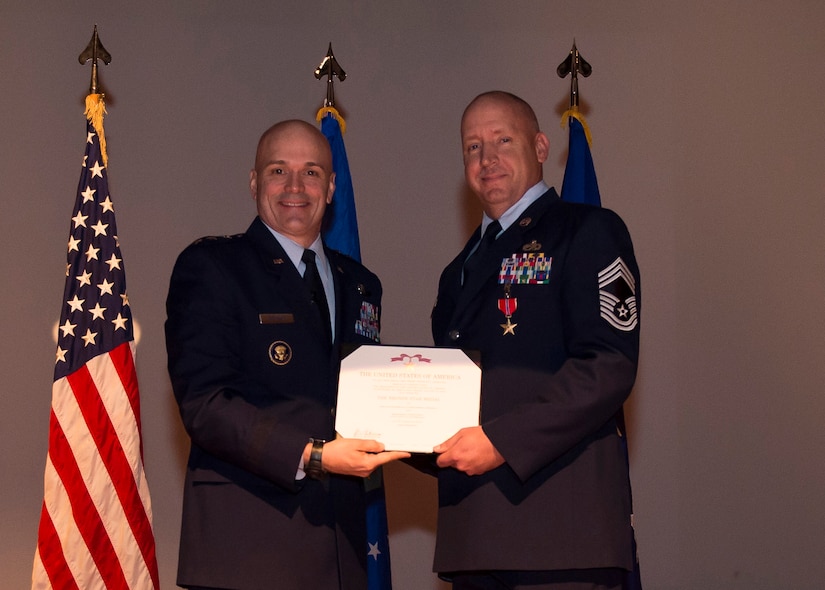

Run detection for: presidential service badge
[[598, 257, 638, 332], [268, 341, 293, 365]]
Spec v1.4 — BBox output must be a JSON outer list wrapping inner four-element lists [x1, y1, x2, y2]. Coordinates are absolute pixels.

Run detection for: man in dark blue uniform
[[165, 120, 408, 590], [431, 91, 641, 589]]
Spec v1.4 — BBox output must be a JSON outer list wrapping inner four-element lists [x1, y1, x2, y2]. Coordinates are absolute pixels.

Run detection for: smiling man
[[430, 91, 642, 589], [165, 120, 408, 590], [250, 121, 336, 248]]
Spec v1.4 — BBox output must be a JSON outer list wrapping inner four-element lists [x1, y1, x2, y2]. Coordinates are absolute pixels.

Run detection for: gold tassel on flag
[[560, 105, 593, 147], [316, 105, 347, 133], [84, 93, 108, 167]]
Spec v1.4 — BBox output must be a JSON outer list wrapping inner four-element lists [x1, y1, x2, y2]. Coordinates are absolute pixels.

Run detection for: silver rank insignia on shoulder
[[268, 341, 292, 365], [598, 257, 638, 332]]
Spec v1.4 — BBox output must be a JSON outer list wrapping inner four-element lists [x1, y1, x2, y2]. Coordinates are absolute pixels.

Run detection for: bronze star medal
[[497, 283, 518, 335]]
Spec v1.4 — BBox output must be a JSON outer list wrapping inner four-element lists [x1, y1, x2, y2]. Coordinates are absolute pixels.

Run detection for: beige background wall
[[3, 1, 824, 588]]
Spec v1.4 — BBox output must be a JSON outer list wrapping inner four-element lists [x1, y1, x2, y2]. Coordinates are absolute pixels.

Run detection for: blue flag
[[561, 112, 643, 590], [560, 115, 601, 206], [320, 111, 361, 260], [318, 109, 392, 590]]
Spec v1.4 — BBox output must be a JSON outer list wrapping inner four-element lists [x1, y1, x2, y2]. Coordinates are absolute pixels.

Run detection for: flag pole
[[78, 24, 111, 96], [314, 42, 348, 131], [78, 25, 112, 167], [557, 40, 591, 111], [313, 44, 360, 258], [557, 42, 643, 588], [313, 44, 390, 589], [315, 42, 346, 108], [557, 40, 593, 145]]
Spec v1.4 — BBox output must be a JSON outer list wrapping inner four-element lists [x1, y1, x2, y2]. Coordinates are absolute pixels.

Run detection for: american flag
[[32, 99, 159, 590]]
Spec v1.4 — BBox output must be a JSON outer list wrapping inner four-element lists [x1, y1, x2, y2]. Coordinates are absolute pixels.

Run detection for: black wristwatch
[[306, 438, 327, 480]]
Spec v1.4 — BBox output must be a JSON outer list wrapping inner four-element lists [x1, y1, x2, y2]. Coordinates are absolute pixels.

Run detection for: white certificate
[[335, 345, 481, 452]]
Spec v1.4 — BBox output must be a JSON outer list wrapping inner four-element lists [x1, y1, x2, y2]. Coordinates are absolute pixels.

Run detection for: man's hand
[[304, 438, 410, 478], [433, 426, 505, 476]]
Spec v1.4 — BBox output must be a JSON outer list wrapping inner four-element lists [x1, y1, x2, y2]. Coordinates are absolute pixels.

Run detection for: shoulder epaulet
[[191, 233, 245, 246]]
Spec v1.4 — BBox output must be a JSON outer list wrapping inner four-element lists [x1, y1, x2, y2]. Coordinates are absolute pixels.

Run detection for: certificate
[[335, 345, 481, 452]]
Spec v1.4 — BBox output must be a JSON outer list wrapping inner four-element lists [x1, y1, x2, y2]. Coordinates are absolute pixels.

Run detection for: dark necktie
[[463, 220, 501, 286], [302, 249, 332, 344]]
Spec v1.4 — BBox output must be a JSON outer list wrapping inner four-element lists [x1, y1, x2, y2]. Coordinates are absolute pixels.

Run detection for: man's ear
[[535, 132, 550, 164], [249, 169, 258, 200]]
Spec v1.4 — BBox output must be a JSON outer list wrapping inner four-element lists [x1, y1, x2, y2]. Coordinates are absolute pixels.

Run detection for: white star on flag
[[89, 302, 107, 320], [368, 541, 382, 561], [106, 253, 122, 270], [97, 278, 115, 296], [111, 313, 129, 331], [85, 243, 100, 261], [59, 320, 77, 337], [76, 269, 93, 287], [81, 328, 98, 346], [91, 219, 109, 236], [72, 211, 88, 228], [67, 295, 85, 312]]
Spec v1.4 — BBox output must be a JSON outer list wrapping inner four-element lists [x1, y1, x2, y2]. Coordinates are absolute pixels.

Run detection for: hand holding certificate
[[335, 345, 481, 453]]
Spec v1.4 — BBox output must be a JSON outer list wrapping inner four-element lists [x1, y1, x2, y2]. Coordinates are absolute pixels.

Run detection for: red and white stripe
[[33, 342, 159, 590]]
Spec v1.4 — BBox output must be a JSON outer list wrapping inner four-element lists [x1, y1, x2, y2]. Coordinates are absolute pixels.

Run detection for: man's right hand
[[303, 438, 410, 478]]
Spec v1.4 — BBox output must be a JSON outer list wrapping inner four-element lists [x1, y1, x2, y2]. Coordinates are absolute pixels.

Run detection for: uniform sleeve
[[483, 208, 641, 481], [165, 244, 310, 491]]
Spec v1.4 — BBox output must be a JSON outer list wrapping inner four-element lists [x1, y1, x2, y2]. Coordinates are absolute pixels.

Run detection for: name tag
[[259, 313, 295, 325]]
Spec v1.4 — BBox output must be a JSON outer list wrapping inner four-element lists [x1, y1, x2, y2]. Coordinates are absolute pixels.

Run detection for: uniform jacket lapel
[[245, 217, 329, 344]]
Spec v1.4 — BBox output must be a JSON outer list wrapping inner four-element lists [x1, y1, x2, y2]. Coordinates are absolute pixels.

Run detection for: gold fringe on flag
[[560, 106, 593, 147], [84, 93, 108, 168], [315, 106, 346, 134]]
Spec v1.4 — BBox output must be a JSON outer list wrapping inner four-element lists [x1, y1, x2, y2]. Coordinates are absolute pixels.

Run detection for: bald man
[[166, 120, 407, 590], [430, 92, 641, 589]]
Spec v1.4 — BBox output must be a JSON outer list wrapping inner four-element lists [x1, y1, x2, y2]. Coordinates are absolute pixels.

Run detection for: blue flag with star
[[318, 109, 393, 590], [561, 112, 643, 590]]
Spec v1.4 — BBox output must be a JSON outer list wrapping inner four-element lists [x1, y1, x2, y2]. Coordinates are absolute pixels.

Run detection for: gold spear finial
[[314, 43, 346, 108], [78, 25, 112, 96]]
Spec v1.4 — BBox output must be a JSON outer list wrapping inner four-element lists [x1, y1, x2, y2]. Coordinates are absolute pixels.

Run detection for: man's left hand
[[433, 426, 505, 476]]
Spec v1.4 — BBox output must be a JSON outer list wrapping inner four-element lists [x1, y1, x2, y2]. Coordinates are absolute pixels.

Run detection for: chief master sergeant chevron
[[165, 120, 408, 590], [430, 91, 641, 590]]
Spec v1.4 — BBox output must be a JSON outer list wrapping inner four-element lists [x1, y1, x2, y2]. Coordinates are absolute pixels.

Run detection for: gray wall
[[3, 1, 824, 588]]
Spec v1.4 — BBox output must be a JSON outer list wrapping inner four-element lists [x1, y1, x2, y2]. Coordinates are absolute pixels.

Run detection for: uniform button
[[448, 330, 461, 341], [330, 407, 336, 418]]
